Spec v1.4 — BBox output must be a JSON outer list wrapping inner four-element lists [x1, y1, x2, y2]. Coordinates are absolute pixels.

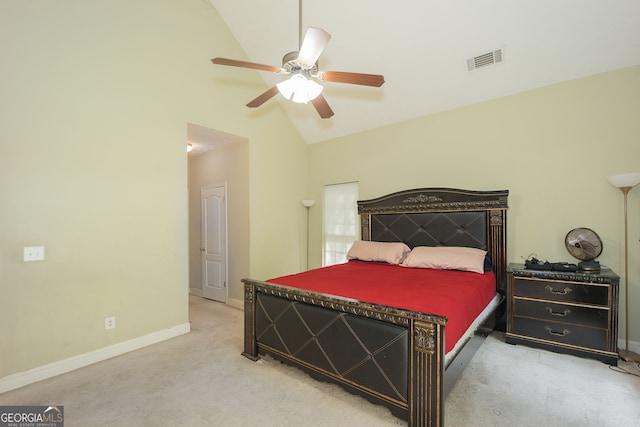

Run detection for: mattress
[[268, 260, 497, 353]]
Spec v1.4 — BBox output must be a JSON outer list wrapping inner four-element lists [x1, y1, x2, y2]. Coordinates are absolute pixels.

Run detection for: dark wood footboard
[[242, 278, 447, 426]]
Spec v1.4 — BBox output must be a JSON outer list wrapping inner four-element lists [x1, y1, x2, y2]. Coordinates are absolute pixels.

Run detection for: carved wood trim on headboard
[[358, 188, 508, 214]]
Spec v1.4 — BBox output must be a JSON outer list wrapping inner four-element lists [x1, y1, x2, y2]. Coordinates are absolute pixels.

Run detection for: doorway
[[201, 183, 227, 302], [187, 123, 249, 307]]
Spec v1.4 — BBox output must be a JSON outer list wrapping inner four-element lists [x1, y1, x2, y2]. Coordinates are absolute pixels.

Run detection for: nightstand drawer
[[513, 299, 608, 329], [513, 278, 609, 306], [512, 317, 607, 350]]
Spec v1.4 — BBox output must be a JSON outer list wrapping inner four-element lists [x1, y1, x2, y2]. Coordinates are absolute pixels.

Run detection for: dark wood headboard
[[357, 188, 509, 295]]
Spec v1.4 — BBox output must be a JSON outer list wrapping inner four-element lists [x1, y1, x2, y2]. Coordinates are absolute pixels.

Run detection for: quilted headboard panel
[[358, 188, 508, 293], [369, 211, 487, 250]]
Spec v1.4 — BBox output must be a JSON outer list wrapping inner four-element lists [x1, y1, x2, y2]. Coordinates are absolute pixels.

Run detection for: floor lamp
[[302, 199, 316, 270], [608, 172, 640, 363]]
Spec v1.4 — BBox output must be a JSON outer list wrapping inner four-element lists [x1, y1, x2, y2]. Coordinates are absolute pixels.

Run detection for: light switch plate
[[24, 246, 45, 261]]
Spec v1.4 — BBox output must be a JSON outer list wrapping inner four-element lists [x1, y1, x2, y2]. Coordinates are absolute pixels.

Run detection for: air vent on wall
[[467, 49, 503, 71]]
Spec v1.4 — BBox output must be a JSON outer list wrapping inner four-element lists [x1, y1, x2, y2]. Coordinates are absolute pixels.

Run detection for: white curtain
[[323, 182, 359, 266]]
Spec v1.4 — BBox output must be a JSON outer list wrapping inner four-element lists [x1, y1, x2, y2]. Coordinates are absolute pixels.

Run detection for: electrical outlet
[[105, 316, 116, 330]]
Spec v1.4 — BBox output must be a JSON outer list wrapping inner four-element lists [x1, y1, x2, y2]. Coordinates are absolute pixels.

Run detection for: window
[[323, 182, 359, 266]]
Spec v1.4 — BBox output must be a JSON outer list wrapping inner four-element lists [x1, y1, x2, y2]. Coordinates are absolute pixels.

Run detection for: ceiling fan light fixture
[[277, 74, 323, 104]]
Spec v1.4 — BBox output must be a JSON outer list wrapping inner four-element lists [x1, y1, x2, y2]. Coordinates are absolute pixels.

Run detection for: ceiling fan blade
[[297, 27, 331, 67], [211, 57, 281, 73], [246, 86, 280, 108], [311, 94, 334, 119], [319, 70, 385, 87]]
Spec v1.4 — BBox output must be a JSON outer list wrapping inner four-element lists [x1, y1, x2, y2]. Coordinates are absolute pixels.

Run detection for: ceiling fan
[[211, 25, 385, 119]]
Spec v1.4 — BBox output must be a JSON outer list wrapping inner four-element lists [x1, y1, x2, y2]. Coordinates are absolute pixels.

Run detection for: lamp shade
[[277, 74, 323, 104], [302, 199, 316, 208], [608, 173, 640, 189]]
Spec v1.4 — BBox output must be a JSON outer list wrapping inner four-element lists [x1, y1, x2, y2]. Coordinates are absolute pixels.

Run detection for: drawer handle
[[544, 285, 572, 295], [545, 307, 571, 317], [545, 326, 571, 337]]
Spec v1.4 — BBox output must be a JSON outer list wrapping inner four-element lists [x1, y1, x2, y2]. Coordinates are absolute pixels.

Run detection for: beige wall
[[308, 65, 640, 344], [0, 0, 308, 380], [248, 127, 312, 280]]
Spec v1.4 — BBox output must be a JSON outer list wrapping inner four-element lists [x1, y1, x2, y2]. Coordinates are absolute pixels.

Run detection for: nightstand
[[506, 263, 619, 365]]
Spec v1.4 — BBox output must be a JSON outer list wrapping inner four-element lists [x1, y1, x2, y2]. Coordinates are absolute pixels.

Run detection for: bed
[[241, 187, 508, 426]]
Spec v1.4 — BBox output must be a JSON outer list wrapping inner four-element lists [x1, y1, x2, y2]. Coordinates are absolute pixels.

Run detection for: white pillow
[[347, 240, 411, 265], [401, 246, 487, 274]]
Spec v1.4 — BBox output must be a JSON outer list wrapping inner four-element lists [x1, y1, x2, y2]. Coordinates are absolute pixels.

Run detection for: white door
[[201, 184, 227, 302]]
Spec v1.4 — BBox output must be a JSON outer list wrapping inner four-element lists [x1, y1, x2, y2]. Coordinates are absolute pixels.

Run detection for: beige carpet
[[1, 296, 638, 426]]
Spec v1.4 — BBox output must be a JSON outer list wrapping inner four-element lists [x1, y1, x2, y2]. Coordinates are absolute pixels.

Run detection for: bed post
[[360, 214, 371, 240], [410, 320, 445, 427], [488, 209, 507, 293], [241, 279, 259, 361]]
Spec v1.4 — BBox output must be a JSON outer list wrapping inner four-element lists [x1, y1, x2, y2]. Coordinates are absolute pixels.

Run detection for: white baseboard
[[0, 322, 191, 394], [189, 289, 242, 310], [618, 338, 640, 355], [189, 287, 203, 297], [226, 297, 243, 310]]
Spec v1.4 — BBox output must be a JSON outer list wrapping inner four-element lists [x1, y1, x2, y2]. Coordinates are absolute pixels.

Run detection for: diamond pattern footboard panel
[[256, 292, 409, 403]]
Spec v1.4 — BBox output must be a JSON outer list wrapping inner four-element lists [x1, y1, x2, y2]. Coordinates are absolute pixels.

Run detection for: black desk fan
[[565, 227, 603, 272]]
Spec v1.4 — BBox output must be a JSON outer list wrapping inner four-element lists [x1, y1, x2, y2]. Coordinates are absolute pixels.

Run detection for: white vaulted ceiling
[[208, 0, 640, 144]]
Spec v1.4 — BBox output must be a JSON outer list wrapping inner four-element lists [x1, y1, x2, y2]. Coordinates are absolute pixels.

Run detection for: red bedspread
[[268, 260, 496, 353]]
